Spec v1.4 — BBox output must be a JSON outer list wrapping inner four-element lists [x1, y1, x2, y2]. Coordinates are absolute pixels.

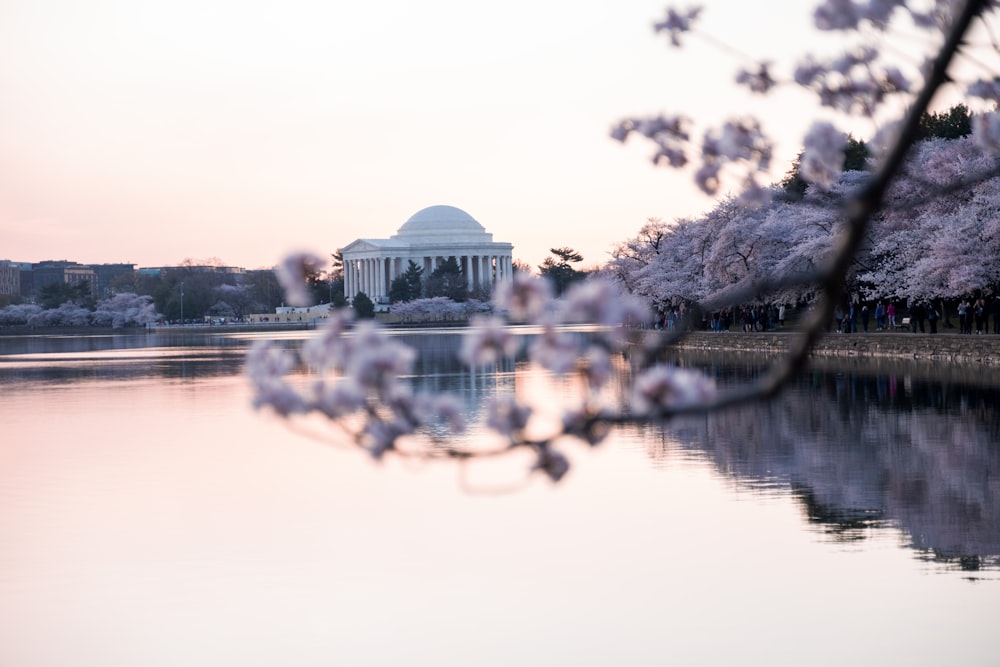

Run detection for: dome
[[392, 205, 493, 242]]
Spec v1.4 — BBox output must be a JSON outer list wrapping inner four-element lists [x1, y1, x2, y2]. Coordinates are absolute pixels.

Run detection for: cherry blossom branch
[[249, 1, 997, 485]]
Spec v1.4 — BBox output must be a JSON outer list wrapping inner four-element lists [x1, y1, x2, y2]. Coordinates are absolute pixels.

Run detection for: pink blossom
[[364, 421, 398, 460], [973, 112, 1000, 156], [800, 121, 846, 190], [424, 393, 466, 434], [276, 252, 326, 307], [653, 146, 688, 168], [343, 323, 416, 393], [968, 77, 1000, 103], [532, 446, 570, 482], [814, 0, 860, 31], [460, 315, 518, 366], [652, 6, 703, 47], [583, 345, 613, 389], [301, 309, 355, 370], [485, 395, 532, 437], [313, 378, 366, 419], [561, 408, 612, 446], [736, 62, 776, 94], [493, 272, 554, 321], [694, 162, 721, 195], [631, 365, 718, 413], [245, 341, 309, 416], [246, 340, 296, 382], [529, 319, 583, 374]]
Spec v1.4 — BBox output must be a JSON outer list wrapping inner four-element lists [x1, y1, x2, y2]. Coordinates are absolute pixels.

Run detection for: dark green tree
[[244, 270, 284, 312], [425, 257, 467, 301], [304, 267, 328, 306], [327, 251, 346, 306], [39, 281, 94, 310], [389, 260, 424, 303], [539, 247, 586, 295], [351, 291, 376, 319], [917, 103, 973, 140]]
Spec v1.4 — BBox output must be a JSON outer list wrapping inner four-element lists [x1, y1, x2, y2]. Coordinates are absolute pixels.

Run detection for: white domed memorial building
[[340, 205, 514, 305]]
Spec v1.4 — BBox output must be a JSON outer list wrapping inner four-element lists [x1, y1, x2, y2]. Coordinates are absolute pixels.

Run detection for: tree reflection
[[642, 354, 1000, 571]]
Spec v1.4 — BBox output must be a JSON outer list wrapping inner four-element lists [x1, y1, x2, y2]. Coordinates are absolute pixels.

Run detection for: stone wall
[[671, 331, 1000, 368]]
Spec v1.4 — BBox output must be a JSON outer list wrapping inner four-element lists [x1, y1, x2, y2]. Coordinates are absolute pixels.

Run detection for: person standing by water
[[875, 301, 885, 330], [887, 302, 897, 329], [927, 301, 939, 333], [861, 303, 870, 332], [912, 301, 926, 333]]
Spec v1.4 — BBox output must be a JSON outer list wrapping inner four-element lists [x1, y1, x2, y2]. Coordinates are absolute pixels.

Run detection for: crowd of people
[[652, 294, 1000, 335]]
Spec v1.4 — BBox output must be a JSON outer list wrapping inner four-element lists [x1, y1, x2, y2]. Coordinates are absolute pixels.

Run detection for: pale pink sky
[[0, 0, 891, 271]]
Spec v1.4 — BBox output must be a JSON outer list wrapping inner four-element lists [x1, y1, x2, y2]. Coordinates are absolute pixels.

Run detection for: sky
[[0, 0, 927, 271]]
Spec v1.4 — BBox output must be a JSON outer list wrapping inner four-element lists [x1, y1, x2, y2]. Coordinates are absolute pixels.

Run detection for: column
[[377, 256, 385, 301]]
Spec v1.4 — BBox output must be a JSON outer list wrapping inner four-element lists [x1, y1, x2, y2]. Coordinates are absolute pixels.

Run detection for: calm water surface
[[1, 328, 998, 667]]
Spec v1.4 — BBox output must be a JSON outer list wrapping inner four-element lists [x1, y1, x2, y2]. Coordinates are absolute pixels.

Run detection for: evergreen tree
[[539, 247, 586, 295], [425, 257, 467, 302], [351, 291, 376, 319], [917, 104, 973, 140], [39, 281, 94, 310], [389, 260, 424, 303]]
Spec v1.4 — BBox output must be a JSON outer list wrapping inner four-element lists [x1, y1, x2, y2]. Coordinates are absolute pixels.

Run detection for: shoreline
[[667, 329, 1000, 387], [670, 329, 1000, 366]]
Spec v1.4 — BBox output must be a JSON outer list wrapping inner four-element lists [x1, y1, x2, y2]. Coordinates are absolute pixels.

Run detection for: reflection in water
[[2, 328, 999, 573], [2, 329, 999, 666], [0, 330, 250, 384], [362, 333, 1000, 571], [641, 355, 1000, 572]]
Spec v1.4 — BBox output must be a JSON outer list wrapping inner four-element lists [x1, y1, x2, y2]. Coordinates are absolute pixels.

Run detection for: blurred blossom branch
[[249, 0, 998, 484]]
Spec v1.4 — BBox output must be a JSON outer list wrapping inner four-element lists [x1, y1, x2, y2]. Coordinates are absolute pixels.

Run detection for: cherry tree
[[857, 134, 1000, 299], [606, 218, 670, 295], [26, 302, 93, 327], [92, 293, 160, 328], [0, 304, 42, 325], [251, 0, 1000, 483], [389, 297, 492, 322]]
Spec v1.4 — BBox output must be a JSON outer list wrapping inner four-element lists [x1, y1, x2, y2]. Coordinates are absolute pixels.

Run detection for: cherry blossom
[[276, 252, 326, 307], [631, 365, 719, 414], [800, 121, 847, 190]]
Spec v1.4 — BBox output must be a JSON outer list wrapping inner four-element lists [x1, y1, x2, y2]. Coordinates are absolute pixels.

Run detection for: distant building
[[144, 265, 247, 278], [29, 260, 97, 298], [340, 205, 514, 304], [246, 303, 331, 324], [90, 263, 137, 297], [0, 261, 22, 298]]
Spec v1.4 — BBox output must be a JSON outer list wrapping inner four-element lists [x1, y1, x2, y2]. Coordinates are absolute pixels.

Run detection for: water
[[1, 328, 998, 667]]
